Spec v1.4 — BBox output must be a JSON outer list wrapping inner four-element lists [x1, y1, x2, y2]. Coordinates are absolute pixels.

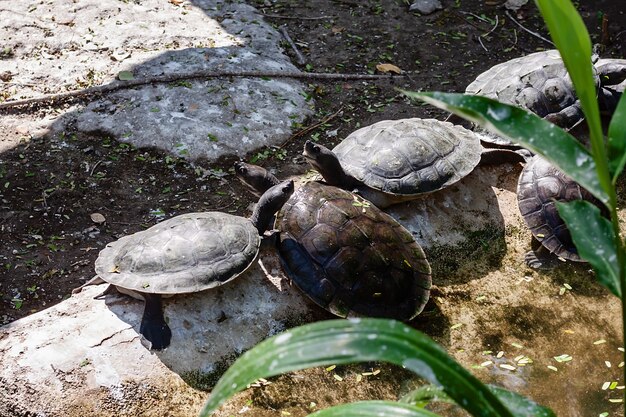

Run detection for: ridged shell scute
[[517, 155, 604, 261]]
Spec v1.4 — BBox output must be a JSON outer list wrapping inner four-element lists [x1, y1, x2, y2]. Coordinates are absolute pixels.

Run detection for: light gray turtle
[[466, 50, 626, 145], [517, 155, 608, 269], [235, 163, 432, 320], [302, 118, 524, 208], [84, 180, 294, 350]]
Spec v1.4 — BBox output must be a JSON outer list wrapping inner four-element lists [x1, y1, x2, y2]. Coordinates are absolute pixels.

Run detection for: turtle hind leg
[[138, 293, 172, 350], [524, 238, 561, 270]]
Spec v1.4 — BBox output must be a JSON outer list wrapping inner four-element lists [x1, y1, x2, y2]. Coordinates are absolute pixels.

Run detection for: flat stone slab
[[0, 0, 312, 161], [0, 246, 315, 416]]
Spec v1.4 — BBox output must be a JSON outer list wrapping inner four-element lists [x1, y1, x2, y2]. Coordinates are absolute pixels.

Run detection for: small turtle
[[517, 155, 608, 269], [86, 180, 294, 350], [302, 118, 524, 208], [466, 50, 626, 137], [235, 164, 432, 320]]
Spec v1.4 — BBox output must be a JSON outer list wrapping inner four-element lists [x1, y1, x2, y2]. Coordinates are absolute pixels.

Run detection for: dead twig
[[279, 26, 307, 65], [477, 35, 488, 52], [261, 13, 332, 20], [483, 14, 499, 37], [0, 71, 401, 111], [505, 10, 554, 46], [281, 105, 344, 147]]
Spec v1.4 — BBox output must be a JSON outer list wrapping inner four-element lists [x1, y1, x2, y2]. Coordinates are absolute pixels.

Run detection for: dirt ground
[[1, 0, 626, 415]]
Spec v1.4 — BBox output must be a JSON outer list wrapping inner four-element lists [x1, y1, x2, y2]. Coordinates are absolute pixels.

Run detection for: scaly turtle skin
[[517, 155, 606, 269], [234, 163, 432, 320], [304, 118, 486, 208], [94, 180, 294, 349]]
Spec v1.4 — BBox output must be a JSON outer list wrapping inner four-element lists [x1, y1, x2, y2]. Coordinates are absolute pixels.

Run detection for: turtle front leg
[[524, 237, 561, 270], [138, 293, 172, 350]]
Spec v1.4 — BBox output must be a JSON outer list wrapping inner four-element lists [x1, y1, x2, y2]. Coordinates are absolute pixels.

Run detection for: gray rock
[[409, 0, 443, 15], [0, 0, 313, 162]]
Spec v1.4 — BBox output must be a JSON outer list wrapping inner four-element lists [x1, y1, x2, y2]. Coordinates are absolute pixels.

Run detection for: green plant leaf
[[487, 385, 556, 417], [400, 384, 555, 417], [117, 71, 134, 81], [399, 384, 457, 408], [608, 93, 626, 182], [556, 200, 620, 297], [307, 401, 441, 417], [402, 90, 608, 205], [199, 319, 548, 417], [534, 0, 614, 208]]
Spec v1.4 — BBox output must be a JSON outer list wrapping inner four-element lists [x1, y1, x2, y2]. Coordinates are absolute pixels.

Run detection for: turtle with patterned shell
[[235, 162, 432, 321], [85, 180, 294, 350], [465, 49, 626, 145], [517, 155, 608, 269], [303, 118, 525, 208]]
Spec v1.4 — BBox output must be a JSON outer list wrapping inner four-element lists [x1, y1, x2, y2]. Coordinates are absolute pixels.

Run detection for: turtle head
[[233, 161, 280, 197], [251, 180, 294, 235], [303, 141, 351, 188]]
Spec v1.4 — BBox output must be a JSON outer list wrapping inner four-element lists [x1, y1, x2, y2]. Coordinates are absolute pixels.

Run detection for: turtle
[[517, 155, 608, 269], [595, 57, 626, 111], [235, 163, 432, 320], [302, 118, 525, 208], [86, 179, 294, 350], [465, 49, 626, 145]]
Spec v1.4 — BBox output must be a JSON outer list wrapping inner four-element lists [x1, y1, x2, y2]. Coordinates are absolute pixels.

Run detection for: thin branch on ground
[[477, 36, 488, 52], [279, 26, 307, 65], [505, 10, 554, 46], [483, 14, 499, 37], [0, 71, 401, 111], [281, 106, 344, 147], [261, 13, 332, 20]]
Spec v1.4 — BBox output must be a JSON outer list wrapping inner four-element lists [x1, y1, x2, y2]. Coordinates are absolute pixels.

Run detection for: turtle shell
[[467, 50, 581, 119], [276, 181, 432, 320], [332, 118, 482, 197], [95, 212, 260, 294], [517, 155, 605, 261]]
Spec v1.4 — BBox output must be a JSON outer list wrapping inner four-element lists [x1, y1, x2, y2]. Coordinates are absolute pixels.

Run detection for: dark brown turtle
[[235, 163, 432, 320], [89, 180, 294, 349], [517, 155, 607, 269]]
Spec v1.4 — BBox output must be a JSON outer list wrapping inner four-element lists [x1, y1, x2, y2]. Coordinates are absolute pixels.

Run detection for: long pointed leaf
[[534, 0, 603, 155], [534, 0, 614, 208], [199, 319, 525, 417], [401, 384, 555, 417], [402, 90, 609, 205], [608, 93, 626, 182], [556, 200, 621, 297], [307, 401, 441, 417]]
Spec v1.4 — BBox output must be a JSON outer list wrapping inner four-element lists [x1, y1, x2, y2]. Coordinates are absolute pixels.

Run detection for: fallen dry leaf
[[376, 63, 403, 74]]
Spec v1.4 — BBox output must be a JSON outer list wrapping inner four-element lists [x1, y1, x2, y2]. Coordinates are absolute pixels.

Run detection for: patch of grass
[[425, 226, 506, 278]]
